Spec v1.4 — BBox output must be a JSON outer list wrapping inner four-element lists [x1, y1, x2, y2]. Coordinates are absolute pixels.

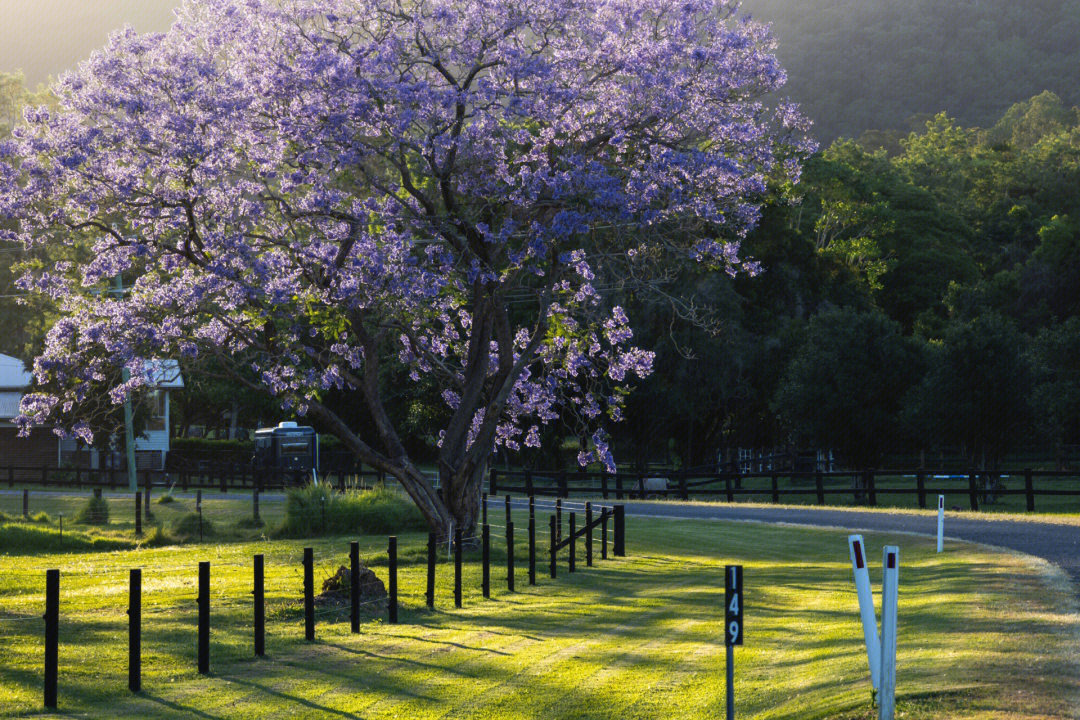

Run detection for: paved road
[[614, 501, 1080, 589]]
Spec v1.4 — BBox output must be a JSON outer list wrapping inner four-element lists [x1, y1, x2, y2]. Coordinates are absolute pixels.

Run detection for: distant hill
[[0, 1, 178, 88], [3, 0, 1079, 143], [741, 0, 1080, 140]]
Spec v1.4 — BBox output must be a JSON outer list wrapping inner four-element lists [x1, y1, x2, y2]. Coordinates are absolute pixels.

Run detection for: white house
[[0, 353, 183, 472], [0, 354, 57, 479]]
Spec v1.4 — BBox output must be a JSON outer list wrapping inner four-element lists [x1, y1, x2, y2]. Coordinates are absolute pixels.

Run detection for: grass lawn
[[0, 515, 1078, 719]]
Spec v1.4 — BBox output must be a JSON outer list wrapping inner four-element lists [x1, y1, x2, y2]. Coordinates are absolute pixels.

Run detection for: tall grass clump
[[280, 483, 426, 537], [75, 493, 109, 525]]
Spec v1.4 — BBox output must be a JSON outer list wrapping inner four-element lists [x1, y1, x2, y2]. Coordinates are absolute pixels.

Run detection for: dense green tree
[[904, 314, 1033, 467], [772, 307, 924, 468]]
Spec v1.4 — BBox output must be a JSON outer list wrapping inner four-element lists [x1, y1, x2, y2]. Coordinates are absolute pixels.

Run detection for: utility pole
[[115, 275, 138, 493]]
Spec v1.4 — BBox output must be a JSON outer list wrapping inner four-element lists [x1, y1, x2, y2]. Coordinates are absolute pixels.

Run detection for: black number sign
[[725, 564, 743, 646]]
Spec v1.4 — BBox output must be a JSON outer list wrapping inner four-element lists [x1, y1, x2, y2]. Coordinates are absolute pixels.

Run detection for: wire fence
[[0, 495, 628, 710]]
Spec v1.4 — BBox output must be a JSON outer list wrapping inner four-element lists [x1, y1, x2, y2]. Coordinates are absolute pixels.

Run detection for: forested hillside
[[613, 93, 1080, 470], [742, 0, 1080, 141]]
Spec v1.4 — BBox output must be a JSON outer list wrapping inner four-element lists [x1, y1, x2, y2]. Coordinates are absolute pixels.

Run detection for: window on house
[[144, 391, 166, 432]]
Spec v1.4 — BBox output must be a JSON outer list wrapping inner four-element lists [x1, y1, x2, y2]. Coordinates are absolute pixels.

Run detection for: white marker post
[[847, 535, 881, 691], [936, 495, 944, 553], [879, 546, 900, 720]]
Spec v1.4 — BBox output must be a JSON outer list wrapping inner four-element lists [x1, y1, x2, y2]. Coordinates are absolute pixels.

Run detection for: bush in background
[[171, 512, 213, 541], [75, 494, 109, 525], [279, 483, 426, 537]]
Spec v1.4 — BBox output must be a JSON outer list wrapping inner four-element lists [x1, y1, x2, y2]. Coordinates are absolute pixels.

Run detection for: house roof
[[0, 355, 32, 389]]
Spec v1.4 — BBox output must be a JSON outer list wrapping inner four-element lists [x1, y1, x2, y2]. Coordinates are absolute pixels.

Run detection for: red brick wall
[[0, 428, 59, 482]]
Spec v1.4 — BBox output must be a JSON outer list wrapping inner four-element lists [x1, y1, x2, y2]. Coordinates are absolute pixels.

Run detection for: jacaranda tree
[[0, 0, 808, 536]]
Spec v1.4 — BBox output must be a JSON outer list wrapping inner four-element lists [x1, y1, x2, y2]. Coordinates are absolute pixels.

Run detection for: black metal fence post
[[135, 491, 143, 538], [505, 495, 511, 526], [815, 472, 824, 505], [426, 533, 436, 610], [506, 521, 515, 592], [528, 514, 536, 586], [771, 473, 779, 504], [917, 472, 927, 509], [866, 470, 877, 507], [725, 473, 734, 502], [482, 524, 491, 599], [198, 562, 210, 675], [303, 547, 314, 641], [569, 512, 576, 573], [253, 489, 261, 526], [556, 499, 562, 546], [601, 508, 608, 560], [482, 493, 488, 525], [23, 488, 28, 518], [454, 528, 463, 608], [128, 568, 141, 692], [1025, 468, 1035, 512], [585, 502, 593, 567], [614, 505, 625, 557], [388, 536, 398, 624], [254, 554, 265, 656], [549, 515, 557, 579], [144, 473, 151, 516], [968, 471, 980, 511], [44, 568, 59, 709], [350, 541, 361, 632]]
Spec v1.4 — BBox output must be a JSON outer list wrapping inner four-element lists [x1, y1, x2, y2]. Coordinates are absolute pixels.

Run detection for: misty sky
[[0, 1, 179, 87]]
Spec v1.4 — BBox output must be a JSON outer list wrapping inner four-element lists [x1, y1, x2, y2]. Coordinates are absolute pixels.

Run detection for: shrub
[[171, 512, 213, 541], [75, 494, 110, 525], [279, 483, 426, 537], [0, 523, 130, 554], [31, 511, 52, 523], [140, 524, 175, 547], [156, 493, 176, 505]]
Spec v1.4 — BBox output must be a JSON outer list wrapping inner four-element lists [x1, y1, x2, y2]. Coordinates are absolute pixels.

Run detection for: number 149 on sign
[[725, 565, 743, 646]]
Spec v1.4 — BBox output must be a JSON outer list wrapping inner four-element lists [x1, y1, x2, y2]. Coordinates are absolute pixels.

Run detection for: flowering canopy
[[0, 0, 808, 531]]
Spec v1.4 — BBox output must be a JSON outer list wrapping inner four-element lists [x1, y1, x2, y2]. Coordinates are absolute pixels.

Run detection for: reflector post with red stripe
[[848, 534, 881, 690], [879, 546, 900, 720]]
